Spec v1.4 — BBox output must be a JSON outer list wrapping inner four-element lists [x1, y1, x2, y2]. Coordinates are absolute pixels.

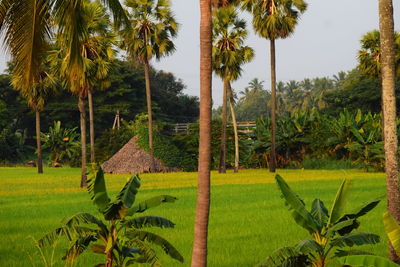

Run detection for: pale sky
[[0, 0, 399, 107]]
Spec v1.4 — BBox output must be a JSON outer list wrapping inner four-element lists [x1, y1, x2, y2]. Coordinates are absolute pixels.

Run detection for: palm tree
[[378, 0, 400, 262], [191, 0, 212, 264], [0, 0, 53, 174], [241, 0, 307, 172], [83, 1, 116, 163], [0, 0, 128, 182], [120, 0, 178, 161], [51, 0, 116, 187], [212, 6, 254, 173]]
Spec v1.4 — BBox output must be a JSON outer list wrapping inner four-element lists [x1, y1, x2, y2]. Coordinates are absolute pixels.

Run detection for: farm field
[[0, 167, 389, 266]]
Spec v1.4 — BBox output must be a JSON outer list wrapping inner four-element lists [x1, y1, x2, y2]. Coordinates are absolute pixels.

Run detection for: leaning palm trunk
[[227, 82, 239, 173], [191, 0, 212, 265], [218, 79, 228, 173], [269, 39, 277, 172], [88, 89, 95, 163], [379, 0, 400, 262], [78, 94, 87, 187], [143, 60, 155, 171], [35, 110, 43, 173]]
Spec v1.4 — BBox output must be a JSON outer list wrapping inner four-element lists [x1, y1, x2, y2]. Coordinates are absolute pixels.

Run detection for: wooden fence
[[173, 121, 256, 134]]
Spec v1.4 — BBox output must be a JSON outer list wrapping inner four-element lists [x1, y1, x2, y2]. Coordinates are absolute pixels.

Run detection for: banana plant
[[383, 212, 400, 256], [258, 175, 397, 267], [38, 164, 184, 266]]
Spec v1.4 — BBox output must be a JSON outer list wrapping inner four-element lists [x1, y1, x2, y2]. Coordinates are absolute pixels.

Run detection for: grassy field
[[0, 167, 389, 266]]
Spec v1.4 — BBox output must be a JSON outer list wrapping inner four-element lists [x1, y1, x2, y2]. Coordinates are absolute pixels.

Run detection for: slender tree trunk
[[218, 79, 228, 173], [35, 110, 43, 173], [88, 89, 95, 163], [227, 82, 239, 173], [379, 0, 400, 262], [191, 0, 212, 265], [144, 60, 155, 171], [269, 39, 277, 172], [78, 95, 87, 187]]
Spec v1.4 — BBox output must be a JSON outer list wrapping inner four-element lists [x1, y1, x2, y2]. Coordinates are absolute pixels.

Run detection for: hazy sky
[[0, 0, 399, 107]]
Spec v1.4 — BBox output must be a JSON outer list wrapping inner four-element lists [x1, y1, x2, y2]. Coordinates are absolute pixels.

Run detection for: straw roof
[[101, 136, 176, 174]]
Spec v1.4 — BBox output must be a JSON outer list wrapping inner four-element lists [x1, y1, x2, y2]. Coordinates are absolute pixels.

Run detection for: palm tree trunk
[[269, 38, 277, 173], [88, 89, 95, 163], [227, 82, 239, 173], [379, 0, 400, 262], [144, 60, 155, 171], [78, 95, 87, 187], [218, 79, 228, 173], [35, 110, 43, 173], [191, 0, 212, 265]]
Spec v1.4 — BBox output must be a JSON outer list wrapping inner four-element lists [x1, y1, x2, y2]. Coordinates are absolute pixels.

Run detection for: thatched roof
[[101, 136, 176, 174]]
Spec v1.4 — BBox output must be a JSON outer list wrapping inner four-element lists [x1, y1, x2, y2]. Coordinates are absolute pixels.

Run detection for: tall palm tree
[[0, 0, 128, 183], [191, 0, 212, 264], [0, 0, 53, 174], [51, 0, 115, 187], [212, 6, 254, 173], [120, 0, 178, 160], [378, 0, 400, 262], [83, 1, 116, 163], [241, 0, 307, 172]]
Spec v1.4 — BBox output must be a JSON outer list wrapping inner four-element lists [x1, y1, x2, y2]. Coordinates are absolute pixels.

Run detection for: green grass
[[0, 167, 389, 266]]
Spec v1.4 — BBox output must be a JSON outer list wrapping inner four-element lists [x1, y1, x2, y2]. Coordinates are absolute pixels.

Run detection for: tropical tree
[[258, 175, 395, 267], [241, 0, 307, 172], [378, 0, 400, 262], [0, 0, 54, 173], [212, 6, 254, 173], [120, 0, 178, 161], [358, 30, 400, 78], [191, 0, 212, 264], [38, 164, 183, 266], [83, 1, 116, 163]]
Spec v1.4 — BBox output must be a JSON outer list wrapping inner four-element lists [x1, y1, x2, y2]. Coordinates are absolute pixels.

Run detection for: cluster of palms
[[0, 0, 178, 186]]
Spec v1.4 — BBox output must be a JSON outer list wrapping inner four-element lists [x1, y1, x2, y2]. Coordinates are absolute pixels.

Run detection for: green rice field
[[0, 168, 390, 266]]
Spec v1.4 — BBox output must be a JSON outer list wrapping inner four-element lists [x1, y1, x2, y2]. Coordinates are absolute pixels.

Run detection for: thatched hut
[[101, 136, 176, 174]]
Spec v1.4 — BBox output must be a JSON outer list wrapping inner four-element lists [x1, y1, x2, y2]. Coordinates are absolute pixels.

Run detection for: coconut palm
[[0, 0, 54, 174], [241, 0, 307, 172], [83, 1, 116, 163], [120, 0, 178, 160], [212, 6, 254, 173], [51, 0, 116, 187], [191, 0, 212, 265], [378, 0, 400, 262], [0, 0, 128, 180]]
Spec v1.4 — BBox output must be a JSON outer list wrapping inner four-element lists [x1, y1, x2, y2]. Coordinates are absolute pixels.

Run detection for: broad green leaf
[[339, 255, 400, 267], [383, 211, 400, 255], [87, 164, 111, 213], [326, 219, 356, 237], [257, 246, 308, 267], [126, 239, 162, 266], [339, 198, 381, 221], [38, 226, 96, 247], [126, 230, 184, 262], [335, 249, 376, 257], [63, 235, 97, 263], [295, 238, 322, 255], [330, 232, 380, 248], [275, 175, 318, 233], [126, 195, 177, 216], [62, 212, 108, 235], [328, 179, 351, 225], [311, 199, 328, 228], [103, 174, 141, 220], [123, 216, 175, 229]]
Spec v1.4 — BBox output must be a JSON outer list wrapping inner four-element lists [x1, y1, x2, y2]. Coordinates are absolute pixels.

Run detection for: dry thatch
[[101, 136, 176, 174]]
